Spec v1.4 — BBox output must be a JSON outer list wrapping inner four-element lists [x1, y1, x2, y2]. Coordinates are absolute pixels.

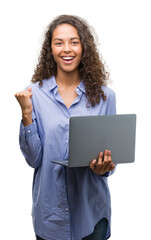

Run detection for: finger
[[104, 150, 112, 163], [27, 87, 32, 92], [24, 89, 33, 98], [97, 152, 103, 167], [103, 149, 108, 162], [14, 92, 22, 98], [15, 91, 32, 99], [102, 162, 111, 173], [26, 92, 33, 98], [104, 161, 115, 173], [102, 150, 111, 171], [109, 163, 115, 171], [90, 159, 97, 171], [107, 150, 112, 162], [14, 92, 24, 101]]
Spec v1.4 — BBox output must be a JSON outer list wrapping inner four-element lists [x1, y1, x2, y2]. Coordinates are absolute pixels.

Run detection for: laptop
[[52, 114, 136, 167]]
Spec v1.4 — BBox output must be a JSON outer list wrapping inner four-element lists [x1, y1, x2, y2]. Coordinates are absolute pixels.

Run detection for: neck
[[56, 69, 81, 87]]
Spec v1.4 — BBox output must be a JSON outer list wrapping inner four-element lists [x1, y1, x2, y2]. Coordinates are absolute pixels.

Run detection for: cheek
[[51, 52, 59, 65], [52, 53, 61, 65], [77, 50, 82, 62], [77, 46, 82, 58], [51, 46, 61, 57]]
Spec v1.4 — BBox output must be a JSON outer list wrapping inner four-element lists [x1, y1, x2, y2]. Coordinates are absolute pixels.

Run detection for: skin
[[14, 23, 115, 175], [51, 24, 82, 76], [51, 24, 82, 109], [15, 87, 33, 126], [90, 150, 115, 175]]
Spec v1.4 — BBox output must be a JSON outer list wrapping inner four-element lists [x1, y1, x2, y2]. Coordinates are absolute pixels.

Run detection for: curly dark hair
[[31, 15, 110, 106]]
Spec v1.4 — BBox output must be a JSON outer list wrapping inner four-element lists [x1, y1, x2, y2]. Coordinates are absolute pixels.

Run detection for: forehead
[[52, 24, 79, 39]]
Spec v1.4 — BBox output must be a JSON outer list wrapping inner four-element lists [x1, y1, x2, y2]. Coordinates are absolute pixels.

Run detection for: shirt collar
[[47, 76, 86, 93], [47, 76, 58, 91], [77, 80, 86, 93]]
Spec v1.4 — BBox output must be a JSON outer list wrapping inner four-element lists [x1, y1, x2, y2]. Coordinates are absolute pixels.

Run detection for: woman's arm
[[15, 87, 33, 126], [15, 88, 43, 168]]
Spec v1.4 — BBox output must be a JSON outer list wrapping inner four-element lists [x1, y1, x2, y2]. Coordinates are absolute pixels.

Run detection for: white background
[[0, 0, 151, 239]]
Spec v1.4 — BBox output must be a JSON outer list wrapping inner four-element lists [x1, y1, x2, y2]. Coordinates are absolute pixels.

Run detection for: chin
[[62, 67, 78, 73]]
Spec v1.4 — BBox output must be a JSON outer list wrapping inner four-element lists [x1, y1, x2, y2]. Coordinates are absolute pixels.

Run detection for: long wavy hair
[[31, 15, 110, 106]]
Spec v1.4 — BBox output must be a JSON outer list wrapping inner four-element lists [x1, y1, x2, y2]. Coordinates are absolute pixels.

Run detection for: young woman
[[15, 15, 116, 240]]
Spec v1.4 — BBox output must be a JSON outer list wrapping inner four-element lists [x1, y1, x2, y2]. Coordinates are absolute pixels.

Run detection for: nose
[[63, 43, 71, 53]]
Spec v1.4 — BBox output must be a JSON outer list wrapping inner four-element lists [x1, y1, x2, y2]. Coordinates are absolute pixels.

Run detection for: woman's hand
[[15, 87, 33, 126], [90, 150, 115, 175]]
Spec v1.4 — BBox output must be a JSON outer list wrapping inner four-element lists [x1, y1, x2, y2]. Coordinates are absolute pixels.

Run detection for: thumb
[[27, 87, 33, 99], [27, 87, 32, 92]]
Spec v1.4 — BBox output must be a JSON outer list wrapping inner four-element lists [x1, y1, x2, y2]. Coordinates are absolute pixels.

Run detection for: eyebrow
[[53, 37, 80, 41]]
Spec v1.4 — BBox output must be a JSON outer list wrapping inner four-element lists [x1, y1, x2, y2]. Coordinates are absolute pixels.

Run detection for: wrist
[[22, 106, 32, 115], [22, 111, 32, 127]]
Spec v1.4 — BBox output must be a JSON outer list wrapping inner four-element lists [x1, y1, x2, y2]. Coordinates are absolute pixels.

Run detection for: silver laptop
[[52, 114, 136, 167]]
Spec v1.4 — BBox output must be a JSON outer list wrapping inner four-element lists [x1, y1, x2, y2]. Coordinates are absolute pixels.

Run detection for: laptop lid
[[66, 114, 136, 167]]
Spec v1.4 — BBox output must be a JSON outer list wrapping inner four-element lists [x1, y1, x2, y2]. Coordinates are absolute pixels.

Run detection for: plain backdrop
[[0, 0, 151, 239]]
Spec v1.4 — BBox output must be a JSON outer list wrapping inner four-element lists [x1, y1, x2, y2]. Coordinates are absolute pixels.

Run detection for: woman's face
[[51, 24, 82, 74]]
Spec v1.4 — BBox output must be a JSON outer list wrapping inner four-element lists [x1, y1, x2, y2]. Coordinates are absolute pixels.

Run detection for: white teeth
[[62, 57, 74, 60]]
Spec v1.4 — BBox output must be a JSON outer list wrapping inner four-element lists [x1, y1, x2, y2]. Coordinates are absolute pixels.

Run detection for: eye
[[55, 42, 62, 46], [72, 41, 80, 45]]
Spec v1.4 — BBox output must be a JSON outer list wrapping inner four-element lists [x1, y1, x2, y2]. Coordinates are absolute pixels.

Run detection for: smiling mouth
[[61, 56, 75, 60], [61, 56, 75, 64]]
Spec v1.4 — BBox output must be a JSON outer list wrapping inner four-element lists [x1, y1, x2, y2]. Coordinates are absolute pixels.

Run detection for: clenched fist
[[15, 87, 33, 126]]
